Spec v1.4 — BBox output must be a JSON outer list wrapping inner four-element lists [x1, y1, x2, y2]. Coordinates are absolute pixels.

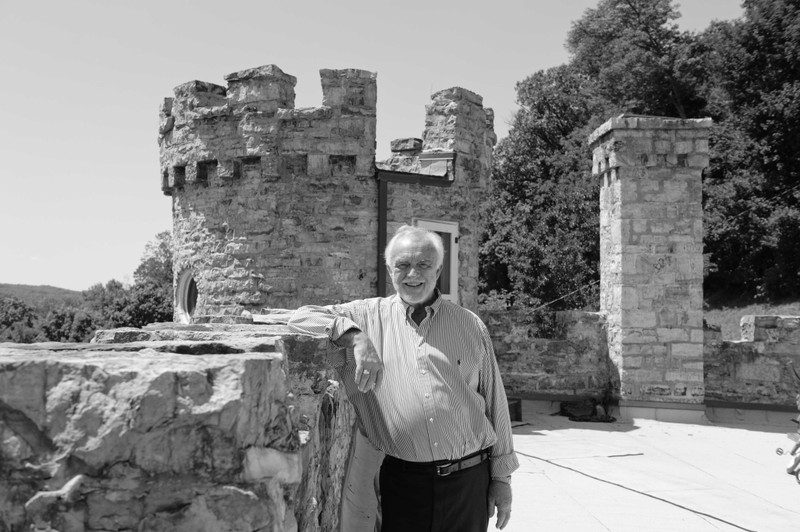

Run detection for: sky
[[0, 0, 744, 291]]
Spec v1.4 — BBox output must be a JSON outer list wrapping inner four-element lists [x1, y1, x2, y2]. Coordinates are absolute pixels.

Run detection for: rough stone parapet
[[224, 64, 298, 115], [740, 315, 800, 343], [0, 323, 355, 532], [705, 315, 800, 407], [483, 309, 615, 398], [320, 68, 378, 113]]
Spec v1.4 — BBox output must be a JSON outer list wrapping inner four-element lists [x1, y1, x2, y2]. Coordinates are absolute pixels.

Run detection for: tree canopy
[[482, 0, 800, 308]]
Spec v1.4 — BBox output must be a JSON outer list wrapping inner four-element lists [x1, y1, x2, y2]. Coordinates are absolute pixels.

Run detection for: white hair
[[384, 225, 445, 269]]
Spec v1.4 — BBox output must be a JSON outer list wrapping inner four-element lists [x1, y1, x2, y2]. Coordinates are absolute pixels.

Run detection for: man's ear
[[435, 263, 443, 278]]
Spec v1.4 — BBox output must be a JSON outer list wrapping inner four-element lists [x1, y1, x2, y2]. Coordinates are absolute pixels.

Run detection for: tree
[[134, 230, 173, 287], [129, 231, 173, 326], [481, 65, 602, 309], [83, 279, 130, 329], [41, 307, 96, 342], [82, 232, 174, 329], [0, 297, 39, 342], [123, 278, 172, 327], [700, 0, 800, 301], [566, 0, 707, 119]]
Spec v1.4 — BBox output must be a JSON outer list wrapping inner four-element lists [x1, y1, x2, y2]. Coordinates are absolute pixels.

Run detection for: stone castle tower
[[158, 65, 495, 322]]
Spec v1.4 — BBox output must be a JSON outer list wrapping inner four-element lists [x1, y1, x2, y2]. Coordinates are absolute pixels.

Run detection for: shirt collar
[[392, 289, 444, 317]]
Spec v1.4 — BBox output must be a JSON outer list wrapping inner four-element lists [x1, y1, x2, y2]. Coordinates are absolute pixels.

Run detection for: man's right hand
[[340, 330, 383, 393]]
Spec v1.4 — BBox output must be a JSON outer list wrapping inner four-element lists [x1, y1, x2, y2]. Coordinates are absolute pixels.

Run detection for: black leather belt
[[383, 448, 491, 477]]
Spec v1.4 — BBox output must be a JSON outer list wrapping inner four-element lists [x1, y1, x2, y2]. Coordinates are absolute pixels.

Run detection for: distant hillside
[[0, 283, 83, 312]]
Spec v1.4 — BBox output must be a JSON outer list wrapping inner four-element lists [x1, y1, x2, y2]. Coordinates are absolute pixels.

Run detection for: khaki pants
[[341, 429, 385, 532]]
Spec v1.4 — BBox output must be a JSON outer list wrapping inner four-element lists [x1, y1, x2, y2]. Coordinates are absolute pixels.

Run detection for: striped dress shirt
[[288, 293, 519, 479]]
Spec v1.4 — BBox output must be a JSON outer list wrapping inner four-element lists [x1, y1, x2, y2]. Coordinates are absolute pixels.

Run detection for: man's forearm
[[288, 305, 359, 343]]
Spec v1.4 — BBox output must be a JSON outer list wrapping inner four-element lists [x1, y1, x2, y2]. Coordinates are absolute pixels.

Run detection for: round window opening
[[177, 270, 199, 324]]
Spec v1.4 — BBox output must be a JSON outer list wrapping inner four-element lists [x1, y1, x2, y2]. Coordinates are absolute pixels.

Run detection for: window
[[176, 270, 198, 324], [196, 160, 217, 184], [173, 165, 186, 187], [233, 156, 261, 179], [415, 219, 459, 304]]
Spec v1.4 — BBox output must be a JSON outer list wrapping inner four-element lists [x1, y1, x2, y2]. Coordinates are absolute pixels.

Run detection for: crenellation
[[320, 68, 377, 111], [224, 64, 297, 113]]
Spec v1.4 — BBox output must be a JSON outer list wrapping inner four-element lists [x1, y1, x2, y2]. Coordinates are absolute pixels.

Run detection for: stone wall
[[484, 307, 800, 409], [0, 320, 354, 532], [705, 315, 800, 408], [159, 66, 379, 318], [482, 309, 615, 399]]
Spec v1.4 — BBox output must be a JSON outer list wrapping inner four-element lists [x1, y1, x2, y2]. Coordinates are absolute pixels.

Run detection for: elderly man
[[289, 225, 518, 531]]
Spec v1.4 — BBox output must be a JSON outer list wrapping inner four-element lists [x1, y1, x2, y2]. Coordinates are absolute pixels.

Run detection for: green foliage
[[701, 0, 800, 302], [123, 278, 173, 328], [566, 0, 706, 119], [134, 231, 173, 287], [41, 307, 96, 342], [0, 297, 40, 342], [481, 65, 602, 310], [483, 0, 800, 308]]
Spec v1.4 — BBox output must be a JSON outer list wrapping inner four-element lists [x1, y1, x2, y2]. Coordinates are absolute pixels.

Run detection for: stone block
[[390, 137, 423, 153], [622, 311, 657, 329], [687, 153, 710, 168], [665, 370, 703, 382], [656, 327, 689, 342], [670, 343, 703, 358], [307, 153, 329, 176], [736, 363, 781, 382]]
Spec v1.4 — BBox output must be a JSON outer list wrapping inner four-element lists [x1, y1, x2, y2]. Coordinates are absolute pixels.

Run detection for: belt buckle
[[436, 463, 454, 476]]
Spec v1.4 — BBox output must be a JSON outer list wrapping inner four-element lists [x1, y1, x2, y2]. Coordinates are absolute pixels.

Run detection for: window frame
[[414, 218, 459, 304]]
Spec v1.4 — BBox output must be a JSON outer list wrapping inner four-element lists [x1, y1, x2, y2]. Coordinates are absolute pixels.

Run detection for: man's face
[[388, 235, 442, 309]]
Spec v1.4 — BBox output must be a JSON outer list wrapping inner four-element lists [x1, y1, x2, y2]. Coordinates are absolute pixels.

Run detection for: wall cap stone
[[588, 113, 713, 147], [224, 64, 298, 85]]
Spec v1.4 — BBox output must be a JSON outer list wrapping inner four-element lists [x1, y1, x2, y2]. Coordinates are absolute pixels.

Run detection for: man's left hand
[[487, 479, 512, 529]]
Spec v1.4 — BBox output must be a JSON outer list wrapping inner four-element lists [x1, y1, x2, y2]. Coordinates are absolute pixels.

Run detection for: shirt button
[[424, 393, 430, 398], [420, 369, 427, 375], [434, 442, 438, 447], [429, 418, 434, 423]]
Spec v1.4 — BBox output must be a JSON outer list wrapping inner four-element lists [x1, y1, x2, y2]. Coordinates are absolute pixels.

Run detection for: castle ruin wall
[[705, 315, 800, 408], [159, 66, 379, 318]]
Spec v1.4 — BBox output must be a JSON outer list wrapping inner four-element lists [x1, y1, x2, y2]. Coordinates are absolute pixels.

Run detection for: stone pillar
[[589, 115, 710, 419]]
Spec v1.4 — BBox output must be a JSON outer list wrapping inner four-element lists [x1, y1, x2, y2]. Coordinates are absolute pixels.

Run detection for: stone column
[[589, 115, 710, 419]]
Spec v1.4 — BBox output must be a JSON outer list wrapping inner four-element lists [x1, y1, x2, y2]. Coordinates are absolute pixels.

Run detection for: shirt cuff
[[327, 317, 361, 344], [490, 452, 520, 478]]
